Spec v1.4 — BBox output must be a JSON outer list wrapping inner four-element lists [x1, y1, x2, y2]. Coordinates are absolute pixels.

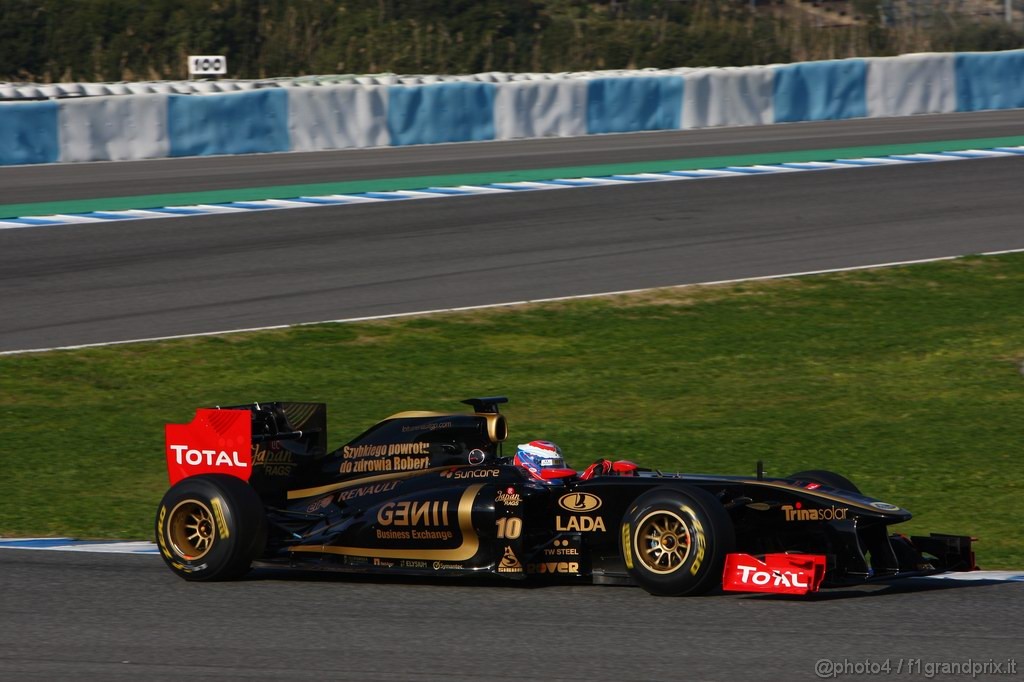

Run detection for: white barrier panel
[[682, 66, 774, 129], [493, 79, 589, 140], [288, 85, 390, 152], [59, 94, 170, 162], [865, 53, 956, 118]]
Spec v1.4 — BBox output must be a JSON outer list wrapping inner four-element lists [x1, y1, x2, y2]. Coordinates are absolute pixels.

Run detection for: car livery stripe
[[0, 145, 1021, 230], [285, 465, 460, 500]]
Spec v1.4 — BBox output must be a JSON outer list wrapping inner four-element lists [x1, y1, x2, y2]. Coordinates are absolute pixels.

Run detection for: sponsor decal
[[339, 455, 430, 474], [805, 482, 822, 490], [782, 502, 849, 522], [870, 501, 901, 511], [164, 408, 252, 485], [210, 497, 229, 540], [684, 506, 706, 576], [372, 558, 395, 568], [168, 446, 248, 469], [543, 538, 579, 557], [498, 546, 523, 573], [441, 467, 501, 479], [339, 442, 432, 474], [252, 447, 296, 476], [722, 553, 826, 595], [306, 496, 333, 513], [556, 515, 606, 532], [432, 561, 463, 571], [495, 487, 521, 507], [342, 443, 431, 458], [336, 480, 400, 502], [157, 506, 171, 559], [401, 559, 430, 569], [558, 492, 602, 513], [401, 421, 453, 433], [621, 523, 633, 570], [376, 499, 454, 541], [467, 449, 487, 465], [526, 561, 580, 575]]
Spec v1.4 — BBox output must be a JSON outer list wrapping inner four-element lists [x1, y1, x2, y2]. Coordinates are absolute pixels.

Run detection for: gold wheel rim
[[168, 499, 217, 560], [634, 509, 692, 575]]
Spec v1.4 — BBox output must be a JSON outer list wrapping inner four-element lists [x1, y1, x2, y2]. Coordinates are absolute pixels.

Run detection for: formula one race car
[[156, 397, 976, 596]]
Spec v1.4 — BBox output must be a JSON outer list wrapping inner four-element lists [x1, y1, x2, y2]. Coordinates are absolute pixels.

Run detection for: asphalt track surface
[[2, 110, 1024, 352], [0, 550, 1019, 681]]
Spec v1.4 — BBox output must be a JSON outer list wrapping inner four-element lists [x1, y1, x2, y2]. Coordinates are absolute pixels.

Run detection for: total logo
[[168, 445, 247, 468], [733, 564, 810, 589]]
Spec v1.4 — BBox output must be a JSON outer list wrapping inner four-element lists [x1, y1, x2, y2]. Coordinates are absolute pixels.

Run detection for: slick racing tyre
[[620, 486, 734, 596], [155, 474, 266, 581], [788, 469, 861, 495]]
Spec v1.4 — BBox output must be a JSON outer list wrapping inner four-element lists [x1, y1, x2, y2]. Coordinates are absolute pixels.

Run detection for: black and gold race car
[[156, 397, 976, 596]]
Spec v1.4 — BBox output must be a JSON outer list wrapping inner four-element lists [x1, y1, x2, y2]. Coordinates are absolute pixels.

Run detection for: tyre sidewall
[[155, 474, 264, 581], [620, 486, 734, 596]]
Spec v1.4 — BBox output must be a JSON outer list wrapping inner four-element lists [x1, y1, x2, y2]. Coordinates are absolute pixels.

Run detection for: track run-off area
[[1, 110, 1023, 680]]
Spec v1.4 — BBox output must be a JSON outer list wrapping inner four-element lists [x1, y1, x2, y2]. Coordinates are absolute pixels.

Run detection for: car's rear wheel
[[788, 469, 861, 494], [620, 486, 734, 596], [155, 474, 266, 581]]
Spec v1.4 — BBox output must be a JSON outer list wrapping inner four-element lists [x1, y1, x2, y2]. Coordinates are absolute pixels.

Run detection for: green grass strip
[[2, 253, 1023, 568], [4, 134, 1024, 219]]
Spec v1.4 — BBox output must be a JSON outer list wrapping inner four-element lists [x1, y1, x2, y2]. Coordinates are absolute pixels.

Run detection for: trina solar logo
[[782, 502, 848, 522], [168, 445, 247, 468]]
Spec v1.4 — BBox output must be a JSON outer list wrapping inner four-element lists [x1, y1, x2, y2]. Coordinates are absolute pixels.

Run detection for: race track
[[1, 110, 1023, 352], [1, 550, 1021, 682], [2, 112, 1024, 680]]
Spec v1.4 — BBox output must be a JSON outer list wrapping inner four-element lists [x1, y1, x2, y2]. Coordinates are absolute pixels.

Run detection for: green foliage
[[3, 0, 1022, 81], [1, 254, 1023, 567]]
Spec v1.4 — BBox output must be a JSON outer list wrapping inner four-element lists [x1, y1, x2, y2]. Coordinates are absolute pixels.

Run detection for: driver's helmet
[[514, 440, 576, 483]]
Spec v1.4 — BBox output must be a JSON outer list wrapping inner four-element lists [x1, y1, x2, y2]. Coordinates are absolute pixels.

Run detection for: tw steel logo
[[558, 493, 602, 513]]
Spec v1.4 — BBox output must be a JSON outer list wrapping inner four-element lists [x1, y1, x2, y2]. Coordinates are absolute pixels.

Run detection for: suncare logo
[[782, 503, 848, 522], [556, 515, 606, 532], [441, 468, 500, 479], [558, 493, 602, 513], [169, 445, 247, 468], [734, 563, 810, 589]]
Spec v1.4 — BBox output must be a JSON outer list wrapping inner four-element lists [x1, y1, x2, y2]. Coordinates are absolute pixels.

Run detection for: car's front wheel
[[155, 474, 266, 581], [620, 486, 735, 596]]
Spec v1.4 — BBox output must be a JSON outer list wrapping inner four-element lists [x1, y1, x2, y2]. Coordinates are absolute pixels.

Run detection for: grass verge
[[1, 253, 1022, 567]]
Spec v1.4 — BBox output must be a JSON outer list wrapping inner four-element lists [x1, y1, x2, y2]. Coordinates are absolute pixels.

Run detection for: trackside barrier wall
[[1, 49, 1023, 167]]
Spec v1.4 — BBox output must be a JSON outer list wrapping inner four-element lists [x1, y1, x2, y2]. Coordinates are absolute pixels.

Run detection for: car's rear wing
[[164, 402, 326, 486]]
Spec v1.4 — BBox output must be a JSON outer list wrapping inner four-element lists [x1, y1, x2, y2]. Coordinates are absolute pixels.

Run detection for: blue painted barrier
[[387, 82, 496, 146], [955, 50, 1024, 112], [0, 101, 59, 166], [773, 59, 868, 123], [167, 89, 290, 158], [586, 76, 684, 134]]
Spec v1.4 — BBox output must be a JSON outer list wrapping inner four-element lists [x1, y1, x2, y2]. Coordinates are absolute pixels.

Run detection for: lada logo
[[558, 493, 602, 513]]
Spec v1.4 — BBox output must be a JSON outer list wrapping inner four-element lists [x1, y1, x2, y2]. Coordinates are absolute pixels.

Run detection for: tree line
[[1, 0, 1021, 83]]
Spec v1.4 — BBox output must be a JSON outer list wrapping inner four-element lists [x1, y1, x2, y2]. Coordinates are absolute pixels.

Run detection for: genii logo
[[558, 492, 602, 513], [164, 409, 252, 485]]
